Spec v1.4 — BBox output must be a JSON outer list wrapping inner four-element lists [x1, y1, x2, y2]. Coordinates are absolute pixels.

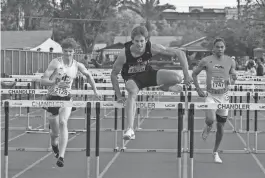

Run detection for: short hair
[[61, 38, 78, 49], [131, 26, 149, 40], [213, 38, 226, 46]]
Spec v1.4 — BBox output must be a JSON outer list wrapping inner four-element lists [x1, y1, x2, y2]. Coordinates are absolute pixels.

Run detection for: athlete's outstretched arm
[[77, 62, 98, 93], [192, 59, 207, 90], [111, 49, 126, 99], [40, 59, 57, 86], [151, 44, 190, 77], [230, 58, 237, 81]]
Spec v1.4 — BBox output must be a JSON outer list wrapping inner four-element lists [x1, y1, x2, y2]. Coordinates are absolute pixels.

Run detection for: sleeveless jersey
[[121, 41, 153, 79], [204, 55, 233, 94], [48, 57, 78, 97]]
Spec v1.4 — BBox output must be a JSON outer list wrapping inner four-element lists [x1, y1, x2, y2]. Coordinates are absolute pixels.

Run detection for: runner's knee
[[205, 118, 214, 126], [50, 132, 59, 139], [172, 72, 182, 84], [125, 80, 139, 97], [59, 119, 68, 128]]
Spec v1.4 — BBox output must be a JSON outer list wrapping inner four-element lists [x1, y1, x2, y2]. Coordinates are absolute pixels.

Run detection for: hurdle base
[[14, 114, 42, 118], [184, 148, 250, 154], [252, 150, 265, 154], [25, 130, 77, 134]]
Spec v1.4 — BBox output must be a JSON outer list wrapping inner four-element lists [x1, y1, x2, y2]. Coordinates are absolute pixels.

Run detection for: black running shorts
[[124, 69, 158, 90], [45, 95, 72, 116]]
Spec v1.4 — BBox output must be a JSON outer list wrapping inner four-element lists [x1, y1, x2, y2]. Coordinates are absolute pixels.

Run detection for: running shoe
[[56, 157, 64, 167], [51, 144, 59, 158], [213, 152, 222, 163], [201, 124, 212, 141], [123, 128, 135, 140]]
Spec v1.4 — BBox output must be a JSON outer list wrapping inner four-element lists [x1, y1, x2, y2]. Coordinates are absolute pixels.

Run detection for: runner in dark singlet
[[111, 26, 193, 140]]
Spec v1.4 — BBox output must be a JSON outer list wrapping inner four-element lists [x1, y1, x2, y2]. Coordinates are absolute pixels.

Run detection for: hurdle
[[2, 88, 265, 133], [3, 100, 265, 178]]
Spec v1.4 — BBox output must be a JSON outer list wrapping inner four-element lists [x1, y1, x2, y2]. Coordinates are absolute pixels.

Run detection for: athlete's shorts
[[205, 92, 230, 116], [123, 69, 158, 90], [45, 95, 72, 116]]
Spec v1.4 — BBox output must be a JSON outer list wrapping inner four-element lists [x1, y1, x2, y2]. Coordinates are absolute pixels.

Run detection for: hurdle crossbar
[[4, 100, 265, 111], [2, 89, 265, 97]]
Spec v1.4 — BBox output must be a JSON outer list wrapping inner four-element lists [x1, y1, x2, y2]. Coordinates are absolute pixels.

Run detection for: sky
[[159, 0, 240, 12]]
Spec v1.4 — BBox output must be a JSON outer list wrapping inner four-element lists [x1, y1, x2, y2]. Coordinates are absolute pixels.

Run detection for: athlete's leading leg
[[213, 117, 226, 153], [56, 107, 72, 167], [156, 69, 183, 92], [48, 114, 60, 158], [124, 79, 139, 140], [202, 95, 216, 140], [202, 109, 215, 140], [212, 108, 228, 164]]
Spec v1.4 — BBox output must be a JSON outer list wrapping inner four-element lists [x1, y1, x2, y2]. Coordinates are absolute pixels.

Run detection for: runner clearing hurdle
[[111, 25, 193, 140], [192, 38, 237, 163], [40, 38, 102, 167]]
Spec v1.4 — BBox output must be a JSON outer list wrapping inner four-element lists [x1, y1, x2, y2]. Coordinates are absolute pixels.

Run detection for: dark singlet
[[121, 41, 153, 80]]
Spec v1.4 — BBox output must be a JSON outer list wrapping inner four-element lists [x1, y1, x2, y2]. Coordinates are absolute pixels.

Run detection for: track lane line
[[9, 110, 114, 178], [227, 119, 265, 176], [99, 110, 152, 178]]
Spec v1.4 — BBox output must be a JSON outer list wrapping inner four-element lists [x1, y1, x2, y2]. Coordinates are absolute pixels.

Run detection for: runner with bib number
[[192, 38, 237, 164], [40, 38, 102, 168]]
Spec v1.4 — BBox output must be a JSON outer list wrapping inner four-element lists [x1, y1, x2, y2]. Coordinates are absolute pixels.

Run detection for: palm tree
[[120, 0, 176, 34]]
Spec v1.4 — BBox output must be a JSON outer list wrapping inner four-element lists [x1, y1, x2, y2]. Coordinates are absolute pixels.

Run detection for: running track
[[1, 96, 265, 178]]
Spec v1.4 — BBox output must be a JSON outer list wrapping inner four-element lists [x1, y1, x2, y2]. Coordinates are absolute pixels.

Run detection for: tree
[[53, 0, 122, 53], [1, 0, 52, 30], [202, 0, 265, 57], [119, 0, 176, 33]]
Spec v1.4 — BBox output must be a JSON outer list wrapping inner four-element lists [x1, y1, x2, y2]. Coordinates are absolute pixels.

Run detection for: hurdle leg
[[136, 109, 140, 129], [43, 110, 47, 130], [254, 131, 258, 153], [86, 157, 91, 178], [240, 115, 243, 132], [4, 155, 8, 178], [26, 113, 32, 130], [233, 114, 237, 132], [247, 131, 250, 150], [19, 107, 22, 116]]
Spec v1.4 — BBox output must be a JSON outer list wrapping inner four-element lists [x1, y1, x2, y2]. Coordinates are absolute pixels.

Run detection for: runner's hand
[[183, 75, 193, 86], [196, 88, 207, 97], [117, 96, 126, 104], [95, 91, 103, 100]]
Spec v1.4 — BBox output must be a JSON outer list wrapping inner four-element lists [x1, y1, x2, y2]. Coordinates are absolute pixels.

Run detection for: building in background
[[161, 6, 245, 23], [1, 30, 62, 53]]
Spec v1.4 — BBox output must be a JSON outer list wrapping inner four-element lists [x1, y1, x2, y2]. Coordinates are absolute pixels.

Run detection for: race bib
[[128, 64, 146, 74], [54, 87, 70, 96], [211, 77, 225, 89]]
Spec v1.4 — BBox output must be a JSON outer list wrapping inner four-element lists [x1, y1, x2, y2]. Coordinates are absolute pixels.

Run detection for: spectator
[[246, 60, 257, 76], [256, 57, 264, 76]]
